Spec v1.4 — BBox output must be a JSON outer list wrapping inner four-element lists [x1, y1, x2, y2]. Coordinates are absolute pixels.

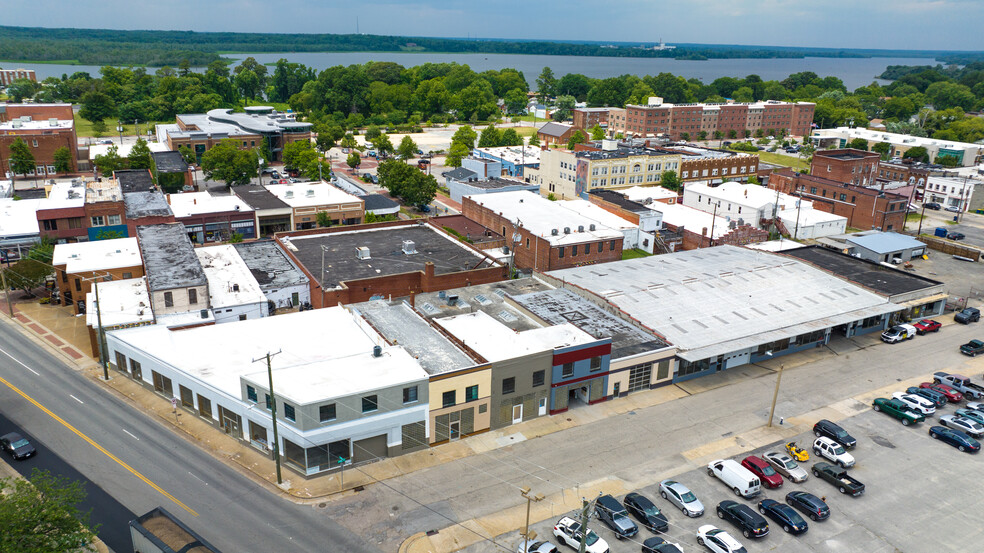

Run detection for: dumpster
[[935, 227, 948, 237]]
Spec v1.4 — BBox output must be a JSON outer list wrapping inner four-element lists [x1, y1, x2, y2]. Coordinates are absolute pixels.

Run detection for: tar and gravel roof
[[151, 151, 190, 173], [546, 245, 899, 361], [195, 245, 267, 309], [136, 223, 206, 291], [233, 185, 290, 211], [114, 170, 156, 193], [781, 246, 944, 297], [233, 240, 308, 289], [125, 190, 173, 219]]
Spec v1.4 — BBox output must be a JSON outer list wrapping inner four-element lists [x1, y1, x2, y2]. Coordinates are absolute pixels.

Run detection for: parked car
[[912, 319, 942, 334], [920, 381, 963, 403], [881, 324, 917, 343], [594, 494, 638, 539], [517, 540, 559, 553], [872, 398, 925, 425], [552, 517, 609, 553], [716, 500, 769, 539], [954, 307, 981, 324], [811, 462, 865, 496], [813, 419, 857, 448], [906, 386, 947, 408], [891, 392, 936, 415], [740, 455, 783, 488], [707, 459, 761, 498], [940, 414, 984, 438], [762, 451, 808, 482], [695, 525, 747, 553], [966, 401, 984, 411], [929, 425, 981, 453], [757, 499, 808, 535], [418, 204, 432, 213], [659, 479, 704, 517], [812, 437, 855, 468], [784, 491, 829, 521], [960, 340, 984, 357], [623, 492, 668, 533], [642, 537, 684, 553], [945, 206, 961, 214], [0, 432, 36, 460], [924, 202, 942, 210], [956, 408, 984, 426], [933, 372, 984, 399]]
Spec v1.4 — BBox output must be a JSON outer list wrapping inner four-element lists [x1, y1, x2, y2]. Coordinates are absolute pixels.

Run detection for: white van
[[707, 459, 761, 498]]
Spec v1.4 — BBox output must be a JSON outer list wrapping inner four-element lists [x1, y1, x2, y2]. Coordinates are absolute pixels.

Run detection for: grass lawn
[[621, 248, 651, 260], [513, 127, 538, 137], [729, 147, 810, 171], [74, 113, 168, 138], [906, 212, 925, 222]]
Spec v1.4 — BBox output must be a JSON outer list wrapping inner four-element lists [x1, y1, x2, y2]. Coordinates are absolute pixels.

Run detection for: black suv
[[623, 492, 668, 533], [594, 494, 638, 539], [955, 307, 981, 324], [813, 419, 857, 448], [924, 202, 942, 210], [716, 500, 769, 539], [785, 491, 830, 521]]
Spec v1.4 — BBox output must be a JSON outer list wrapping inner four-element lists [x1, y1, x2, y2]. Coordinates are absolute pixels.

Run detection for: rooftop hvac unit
[[306, 190, 315, 197], [232, 283, 240, 292], [589, 224, 596, 231], [356, 246, 371, 259], [551, 228, 559, 236], [438, 290, 446, 299], [11, 121, 21, 128], [402, 240, 416, 254], [729, 220, 737, 229], [447, 294, 459, 306], [285, 190, 293, 198], [200, 309, 209, 319], [48, 118, 57, 127], [372, 345, 382, 357], [564, 227, 571, 234], [578, 225, 585, 232], [503, 245, 510, 254]]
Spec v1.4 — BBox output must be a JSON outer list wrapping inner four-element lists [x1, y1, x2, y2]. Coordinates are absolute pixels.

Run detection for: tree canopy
[[200, 139, 259, 186], [378, 159, 438, 207], [0, 469, 98, 552]]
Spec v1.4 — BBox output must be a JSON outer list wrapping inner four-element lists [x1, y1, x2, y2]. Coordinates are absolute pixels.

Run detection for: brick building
[[167, 192, 256, 243], [811, 149, 881, 186], [52, 237, 145, 314], [0, 103, 80, 179], [660, 144, 762, 184], [83, 178, 128, 241], [117, 169, 176, 236], [0, 68, 36, 86], [606, 98, 815, 140], [769, 169, 907, 231], [157, 106, 313, 163], [462, 190, 624, 271], [536, 122, 575, 147], [265, 182, 364, 229], [35, 182, 86, 242], [877, 161, 929, 187], [572, 108, 611, 133]]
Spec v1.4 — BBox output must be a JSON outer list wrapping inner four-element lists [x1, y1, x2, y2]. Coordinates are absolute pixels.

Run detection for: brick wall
[[56, 264, 146, 314], [664, 221, 768, 250], [770, 170, 907, 231], [0, 129, 80, 177], [811, 149, 881, 186]]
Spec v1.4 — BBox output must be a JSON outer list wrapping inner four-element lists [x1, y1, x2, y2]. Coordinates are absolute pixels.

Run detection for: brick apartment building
[[462, 190, 623, 271], [811, 149, 881, 186], [0, 103, 80, 179], [602, 98, 815, 140], [877, 161, 929, 187], [536, 122, 575, 147], [572, 108, 611, 132], [0, 68, 37, 86], [769, 169, 907, 231]]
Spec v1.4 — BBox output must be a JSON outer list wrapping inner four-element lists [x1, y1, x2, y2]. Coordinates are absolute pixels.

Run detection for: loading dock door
[[352, 434, 387, 464]]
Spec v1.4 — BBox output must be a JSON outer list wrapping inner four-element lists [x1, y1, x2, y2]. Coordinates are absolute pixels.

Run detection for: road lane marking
[[0, 345, 41, 375], [0, 375, 198, 516], [188, 471, 208, 485], [70, 394, 84, 404], [122, 429, 140, 441]]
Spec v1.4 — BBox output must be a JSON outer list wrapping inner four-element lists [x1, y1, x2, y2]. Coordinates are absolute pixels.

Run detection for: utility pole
[[0, 268, 12, 317], [520, 487, 544, 553], [577, 494, 600, 553], [253, 350, 284, 485], [94, 277, 109, 380], [767, 364, 785, 427], [917, 201, 928, 236]]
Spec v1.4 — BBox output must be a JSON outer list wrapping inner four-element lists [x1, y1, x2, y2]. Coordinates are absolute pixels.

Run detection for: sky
[[5, 0, 984, 51]]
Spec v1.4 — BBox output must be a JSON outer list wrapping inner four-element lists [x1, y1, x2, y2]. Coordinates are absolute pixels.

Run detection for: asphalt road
[[0, 320, 381, 553], [0, 412, 136, 551]]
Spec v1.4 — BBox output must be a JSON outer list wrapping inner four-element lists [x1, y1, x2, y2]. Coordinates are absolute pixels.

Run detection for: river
[[5, 53, 935, 89]]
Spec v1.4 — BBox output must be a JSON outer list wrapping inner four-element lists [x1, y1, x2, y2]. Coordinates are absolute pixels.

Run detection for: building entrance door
[[512, 404, 523, 424], [449, 421, 461, 440], [538, 398, 547, 416]]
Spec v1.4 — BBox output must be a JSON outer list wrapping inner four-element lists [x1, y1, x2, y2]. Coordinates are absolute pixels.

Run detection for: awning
[[896, 292, 949, 309]]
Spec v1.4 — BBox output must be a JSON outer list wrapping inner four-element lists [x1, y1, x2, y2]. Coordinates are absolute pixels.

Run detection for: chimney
[[166, 194, 171, 205], [193, 198, 197, 205]]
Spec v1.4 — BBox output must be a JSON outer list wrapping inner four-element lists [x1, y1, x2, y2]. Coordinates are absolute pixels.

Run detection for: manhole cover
[[869, 435, 895, 449], [318, 503, 327, 508]]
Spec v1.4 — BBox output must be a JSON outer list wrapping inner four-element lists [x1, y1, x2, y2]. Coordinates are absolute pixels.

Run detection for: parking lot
[[488, 395, 984, 553]]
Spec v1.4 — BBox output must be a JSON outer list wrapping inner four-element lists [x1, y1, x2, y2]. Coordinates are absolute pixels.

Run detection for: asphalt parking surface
[[495, 397, 984, 553]]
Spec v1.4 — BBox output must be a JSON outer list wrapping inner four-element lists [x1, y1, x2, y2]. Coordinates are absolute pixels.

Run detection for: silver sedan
[[658, 479, 704, 517], [763, 451, 809, 483]]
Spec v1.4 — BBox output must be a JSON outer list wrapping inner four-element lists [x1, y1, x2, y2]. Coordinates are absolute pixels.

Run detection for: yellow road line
[[0, 375, 198, 516]]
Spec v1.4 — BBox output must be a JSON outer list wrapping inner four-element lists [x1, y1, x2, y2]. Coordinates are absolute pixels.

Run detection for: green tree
[[660, 170, 681, 191], [871, 141, 891, 160], [78, 90, 116, 123], [229, 232, 244, 243], [902, 146, 929, 162], [680, 132, 690, 141], [0, 469, 97, 551], [500, 128, 523, 147], [727, 129, 738, 139], [52, 146, 74, 173], [6, 78, 39, 103], [504, 88, 528, 114], [315, 124, 345, 152], [451, 125, 478, 149], [397, 135, 418, 161], [4, 259, 51, 295], [567, 130, 587, 150], [178, 144, 197, 164], [200, 139, 259, 186], [26, 236, 54, 264], [8, 138, 36, 176], [552, 95, 576, 121], [698, 131, 708, 141], [234, 69, 261, 102], [378, 159, 438, 207], [91, 120, 107, 138], [340, 133, 358, 150], [528, 133, 540, 146], [536, 67, 557, 101], [365, 125, 382, 142], [347, 151, 361, 169], [316, 211, 331, 228], [374, 133, 394, 156], [127, 138, 153, 170], [925, 81, 976, 111], [93, 145, 126, 178], [747, 175, 760, 185], [282, 140, 316, 172], [445, 141, 470, 167], [847, 138, 869, 151], [590, 124, 606, 140], [478, 125, 502, 148], [733, 86, 754, 102]]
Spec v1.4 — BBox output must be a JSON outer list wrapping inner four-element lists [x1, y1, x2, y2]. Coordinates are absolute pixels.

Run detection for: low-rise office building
[[0, 197, 42, 258], [445, 170, 540, 203], [769, 169, 907, 231], [812, 127, 984, 167], [105, 307, 430, 476], [168, 192, 256, 243], [266, 182, 365, 230], [52, 237, 144, 314], [233, 240, 310, 310], [159, 106, 314, 163], [195, 244, 268, 323], [233, 185, 293, 236]]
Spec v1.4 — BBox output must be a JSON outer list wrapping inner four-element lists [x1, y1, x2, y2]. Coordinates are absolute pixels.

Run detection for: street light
[[520, 487, 545, 553], [116, 122, 124, 145]]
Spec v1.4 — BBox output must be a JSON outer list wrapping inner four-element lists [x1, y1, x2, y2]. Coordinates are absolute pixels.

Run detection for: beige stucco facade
[[427, 364, 492, 444]]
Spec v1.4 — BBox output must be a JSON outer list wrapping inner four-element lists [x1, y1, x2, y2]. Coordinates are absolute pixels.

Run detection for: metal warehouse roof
[[846, 232, 925, 255]]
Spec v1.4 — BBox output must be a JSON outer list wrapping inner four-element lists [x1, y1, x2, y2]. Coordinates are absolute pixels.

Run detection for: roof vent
[[285, 190, 293, 198], [356, 246, 371, 259], [589, 224, 596, 231], [564, 227, 571, 234], [578, 225, 585, 232], [551, 228, 559, 236], [373, 345, 382, 357], [200, 309, 209, 319], [232, 283, 240, 292], [402, 240, 417, 254], [306, 189, 314, 197], [447, 294, 459, 306]]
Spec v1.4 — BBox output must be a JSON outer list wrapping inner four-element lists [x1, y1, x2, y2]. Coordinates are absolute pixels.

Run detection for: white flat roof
[[685, 181, 806, 210], [195, 244, 267, 309], [88, 142, 169, 161], [52, 237, 142, 273], [558, 199, 637, 231], [546, 246, 897, 361], [467, 190, 622, 246], [433, 310, 597, 362], [474, 145, 542, 165], [620, 185, 678, 202], [168, 192, 253, 217], [651, 203, 733, 239], [41, 182, 85, 210], [265, 182, 363, 208], [109, 307, 428, 404], [85, 277, 153, 328], [0, 119, 72, 131], [777, 207, 847, 226], [0, 198, 42, 237], [815, 127, 984, 151]]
